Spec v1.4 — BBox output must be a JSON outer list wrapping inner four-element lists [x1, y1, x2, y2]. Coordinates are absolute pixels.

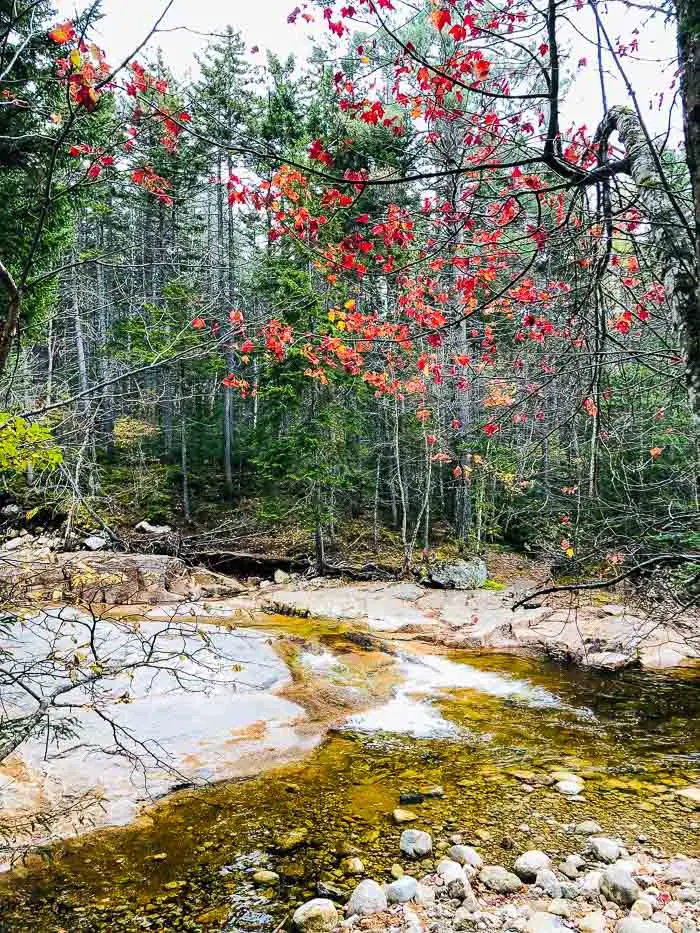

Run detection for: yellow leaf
[[69, 48, 81, 68]]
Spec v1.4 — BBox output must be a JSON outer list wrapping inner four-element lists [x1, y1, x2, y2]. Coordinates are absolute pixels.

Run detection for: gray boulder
[[386, 875, 417, 904], [345, 879, 387, 917], [400, 829, 433, 858], [479, 865, 523, 894], [293, 898, 339, 932], [514, 850, 552, 882], [601, 866, 641, 906], [428, 558, 488, 589]]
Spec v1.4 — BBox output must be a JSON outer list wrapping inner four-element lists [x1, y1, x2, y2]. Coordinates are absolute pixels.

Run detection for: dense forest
[[0, 0, 698, 587]]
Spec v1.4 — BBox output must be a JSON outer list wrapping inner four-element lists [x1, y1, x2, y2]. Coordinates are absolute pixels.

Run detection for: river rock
[[346, 879, 388, 917], [428, 558, 488, 589], [601, 866, 641, 906], [579, 911, 607, 933], [448, 845, 483, 870], [557, 779, 585, 796], [293, 898, 339, 932], [454, 905, 476, 931], [274, 569, 291, 585], [589, 838, 621, 864], [134, 520, 172, 535], [560, 856, 585, 879], [549, 899, 573, 918], [632, 900, 654, 919], [515, 850, 552, 881], [536, 869, 563, 898], [401, 829, 432, 857], [580, 871, 604, 897], [437, 858, 468, 885], [342, 856, 364, 875], [616, 920, 671, 933], [317, 880, 346, 900], [414, 882, 436, 907], [83, 534, 108, 551], [576, 821, 604, 835], [253, 869, 279, 885], [527, 911, 567, 933], [394, 808, 419, 823], [679, 889, 700, 904], [276, 828, 309, 851], [386, 875, 418, 904], [479, 865, 524, 894], [661, 859, 700, 885]]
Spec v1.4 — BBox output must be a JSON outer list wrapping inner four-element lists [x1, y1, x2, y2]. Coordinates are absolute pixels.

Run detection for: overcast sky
[[54, 0, 681, 141]]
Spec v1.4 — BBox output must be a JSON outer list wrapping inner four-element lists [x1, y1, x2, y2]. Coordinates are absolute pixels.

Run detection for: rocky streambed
[[286, 827, 700, 933], [0, 617, 698, 932]]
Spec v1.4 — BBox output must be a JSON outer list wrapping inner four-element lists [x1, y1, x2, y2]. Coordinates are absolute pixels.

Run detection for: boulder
[[601, 866, 641, 906], [274, 569, 291, 585], [83, 534, 108, 551], [479, 865, 523, 894], [514, 850, 552, 882], [293, 898, 338, 932], [385, 875, 418, 904], [400, 829, 433, 858], [428, 558, 488, 590], [345, 879, 388, 917]]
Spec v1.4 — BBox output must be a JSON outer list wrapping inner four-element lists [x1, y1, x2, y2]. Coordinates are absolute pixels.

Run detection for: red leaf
[[431, 8, 451, 31]]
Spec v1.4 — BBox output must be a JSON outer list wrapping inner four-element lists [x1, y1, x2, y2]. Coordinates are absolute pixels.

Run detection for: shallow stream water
[[0, 617, 699, 932]]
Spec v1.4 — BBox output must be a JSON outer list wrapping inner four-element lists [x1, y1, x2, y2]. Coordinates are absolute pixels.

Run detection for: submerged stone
[[292, 898, 338, 932]]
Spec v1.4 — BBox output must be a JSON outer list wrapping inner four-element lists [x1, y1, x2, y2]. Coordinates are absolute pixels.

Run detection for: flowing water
[[0, 616, 699, 933]]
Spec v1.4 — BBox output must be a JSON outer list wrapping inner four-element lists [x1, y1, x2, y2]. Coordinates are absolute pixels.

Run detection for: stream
[[0, 611, 698, 932]]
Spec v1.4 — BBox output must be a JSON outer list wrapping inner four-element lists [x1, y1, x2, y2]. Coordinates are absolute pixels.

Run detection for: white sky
[[54, 0, 681, 141]]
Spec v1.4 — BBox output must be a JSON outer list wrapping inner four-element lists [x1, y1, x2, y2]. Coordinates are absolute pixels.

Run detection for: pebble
[[391, 863, 404, 879]]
